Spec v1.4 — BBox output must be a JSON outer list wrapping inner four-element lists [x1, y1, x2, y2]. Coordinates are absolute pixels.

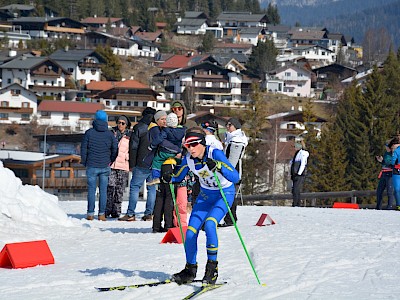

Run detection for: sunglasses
[[117, 121, 126, 125], [226, 123, 232, 127], [184, 141, 201, 148], [172, 106, 183, 111]]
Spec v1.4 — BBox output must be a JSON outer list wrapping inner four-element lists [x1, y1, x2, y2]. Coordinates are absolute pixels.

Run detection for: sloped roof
[[184, 11, 208, 19], [0, 4, 34, 11], [0, 56, 51, 69], [175, 18, 208, 27], [290, 30, 326, 40], [134, 31, 162, 42], [158, 54, 211, 70], [86, 80, 150, 92], [49, 49, 104, 62], [81, 17, 122, 24], [217, 12, 267, 22], [38, 100, 104, 113], [214, 42, 253, 49]]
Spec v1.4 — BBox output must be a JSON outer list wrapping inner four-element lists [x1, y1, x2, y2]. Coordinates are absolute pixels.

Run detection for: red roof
[[86, 80, 150, 92], [82, 17, 123, 24], [158, 54, 209, 70], [38, 101, 104, 113], [156, 22, 167, 28]]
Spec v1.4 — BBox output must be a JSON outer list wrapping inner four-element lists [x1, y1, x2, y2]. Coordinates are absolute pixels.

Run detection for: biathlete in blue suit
[[389, 137, 400, 210], [168, 128, 240, 285]]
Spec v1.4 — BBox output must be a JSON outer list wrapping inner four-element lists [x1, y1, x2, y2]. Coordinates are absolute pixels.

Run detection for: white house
[[234, 27, 265, 46], [49, 49, 104, 87], [291, 45, 335, 66], [268, 64, 312, 98], [0, 55, 70, 101], [0, 83, 37, 124], [37, 100, 104, 132]]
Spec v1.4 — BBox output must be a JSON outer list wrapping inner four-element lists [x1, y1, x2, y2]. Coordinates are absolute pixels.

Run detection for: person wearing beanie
[[119, 108, 157, 222], [219, 117, 248, 227], [201, 120, 223, 150], [167, 127, 239, 286], [81, 110, 118, 221], [154, 110, 167, 123], [147, 112, 186, 186], [105, 115, 131, 218]]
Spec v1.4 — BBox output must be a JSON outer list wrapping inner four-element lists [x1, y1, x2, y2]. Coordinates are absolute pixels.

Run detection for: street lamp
[[42, 125, 51, 190]]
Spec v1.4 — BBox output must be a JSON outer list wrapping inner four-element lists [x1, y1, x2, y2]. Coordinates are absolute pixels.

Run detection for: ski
[[95, 279, 203, 292], [182, 282, 227, 300]]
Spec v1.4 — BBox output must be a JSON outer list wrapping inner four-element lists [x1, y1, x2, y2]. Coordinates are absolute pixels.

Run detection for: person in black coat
[[81, 110, 118, 221]]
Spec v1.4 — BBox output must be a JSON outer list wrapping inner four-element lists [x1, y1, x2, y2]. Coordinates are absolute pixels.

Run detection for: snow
[[1, 161, 400, 299]]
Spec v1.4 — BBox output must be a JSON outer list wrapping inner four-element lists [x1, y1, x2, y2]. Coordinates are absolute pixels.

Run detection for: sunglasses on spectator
[[184, 141, 201, 148], [226, 123, 232, 127], [172, 106, 183, 111], [117, 121, 126, 125]]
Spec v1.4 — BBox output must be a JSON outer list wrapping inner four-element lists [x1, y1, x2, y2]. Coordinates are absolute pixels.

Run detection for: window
[[322, 51, 326, 56], [74, 169, 86, 178], [63, 112, 69, 119], [43, 80, 47, 85], [21, 114, 30, 120], [287, 124, 296, 129], [143, 101, 147, 107], [80, 69, 86, 74], [7, 79, 11, 84], [134, 101, 138, 106], [126, 101, 131, 106], [1, 101, 9, 107], [117, 101, 122, 106], [11, 89, 21, 95], [91, 69, 96, 75], [55, 170, 70, 178], [285, 72, 291, 77], [68, 68, 74, 73], [287, 136, 295, 141], [41, 111, 51, 117], [0, 113, 8, 119]]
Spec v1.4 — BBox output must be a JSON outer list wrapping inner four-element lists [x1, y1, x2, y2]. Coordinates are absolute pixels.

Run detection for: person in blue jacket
[[389, 137, 400, 210], [168, 128, 240, 285], [81, 110, 118, 221], [375, 141, 394, 210]]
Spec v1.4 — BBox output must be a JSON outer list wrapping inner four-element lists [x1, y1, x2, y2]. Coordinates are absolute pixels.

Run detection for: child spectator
[[148, 112, 186, 185]]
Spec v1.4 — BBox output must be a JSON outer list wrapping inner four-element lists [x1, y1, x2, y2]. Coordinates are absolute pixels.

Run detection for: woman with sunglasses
[[169, 128, 240, 286], [105, 115, 131, 218]]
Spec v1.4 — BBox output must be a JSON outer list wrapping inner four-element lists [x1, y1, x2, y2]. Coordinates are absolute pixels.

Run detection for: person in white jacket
[[220, 117, 248, 227], [201, 120, 223, 150], [290, 140, 309, 207]]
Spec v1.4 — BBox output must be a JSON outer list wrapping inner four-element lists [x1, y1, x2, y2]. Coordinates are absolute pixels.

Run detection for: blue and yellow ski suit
[[172, 146, 240, 264]]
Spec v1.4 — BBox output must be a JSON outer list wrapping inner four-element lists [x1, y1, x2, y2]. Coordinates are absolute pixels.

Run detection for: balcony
[[0, 106, 33, 113], [22, 178, 88, 189]]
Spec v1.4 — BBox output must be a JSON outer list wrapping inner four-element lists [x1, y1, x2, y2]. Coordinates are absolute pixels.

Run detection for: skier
[[165, 128, 240, 285]]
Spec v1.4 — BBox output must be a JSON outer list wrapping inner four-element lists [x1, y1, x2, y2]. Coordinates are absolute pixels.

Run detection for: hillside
[[271, 0, 400, 47]]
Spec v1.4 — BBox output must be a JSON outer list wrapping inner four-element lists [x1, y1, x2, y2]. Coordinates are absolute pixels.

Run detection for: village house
[[81, 16, 126, 30], [0, 55, 71, 101], [266, 63, 312, 98], [175, 11, 210, 35], [49, 48, 105, 87], [10, 17, 86, 41], [0, 83, 37, 124], [233, 27, 266, 46], [216, 12, 268, 37]]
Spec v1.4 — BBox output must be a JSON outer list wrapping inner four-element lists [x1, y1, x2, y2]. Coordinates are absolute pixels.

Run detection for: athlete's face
[[185, 142, 205, 159]]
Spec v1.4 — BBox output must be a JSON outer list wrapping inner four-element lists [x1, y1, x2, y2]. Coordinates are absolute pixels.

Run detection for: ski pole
[[169, 182, 186, 247], [213, 171, 265, 286]]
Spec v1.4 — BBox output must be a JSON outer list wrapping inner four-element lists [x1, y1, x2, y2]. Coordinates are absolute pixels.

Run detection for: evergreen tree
[[95, 45, 122, 81], [241, 83, 270, 194], [246, 40, 278, 78], [306, 123, 350, 205], [199, 31, 215, 53], [266, 3, 280, 25]]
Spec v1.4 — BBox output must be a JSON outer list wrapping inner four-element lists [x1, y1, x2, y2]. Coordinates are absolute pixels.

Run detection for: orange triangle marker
[[161, 226, 188, 244], [255, 213, 276, 226]]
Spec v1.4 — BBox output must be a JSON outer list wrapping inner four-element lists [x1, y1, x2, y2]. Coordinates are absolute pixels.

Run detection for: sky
[[1, 161, 400, 299]]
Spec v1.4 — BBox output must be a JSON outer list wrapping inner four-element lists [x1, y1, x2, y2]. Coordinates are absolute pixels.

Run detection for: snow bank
[[0, 161, 72, 227]]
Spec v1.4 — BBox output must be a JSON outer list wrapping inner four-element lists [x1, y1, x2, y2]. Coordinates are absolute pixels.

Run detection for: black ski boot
[[202, 260, 218, 285], [172, 263, 197, 285]]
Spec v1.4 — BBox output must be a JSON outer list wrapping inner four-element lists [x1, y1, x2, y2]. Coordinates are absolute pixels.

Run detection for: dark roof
[[217, 12, 267, 22], [175, 18, 208, 27], [49, 49, 105, 62]]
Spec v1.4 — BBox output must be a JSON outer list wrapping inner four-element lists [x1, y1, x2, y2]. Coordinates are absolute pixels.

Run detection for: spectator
[[170, 100, 197, 226], [118, 107, 157, 222], [147, 112, 186, 186], [170, 129, 240, 285], [106, 115, 131, 218], [220, 117, 248, 227], [290, 140, 309, 207], [375, 141, 394, 210], [81, 110, 118, 221], [201, 120, 223, 150], [389, 137, 400, 210]]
